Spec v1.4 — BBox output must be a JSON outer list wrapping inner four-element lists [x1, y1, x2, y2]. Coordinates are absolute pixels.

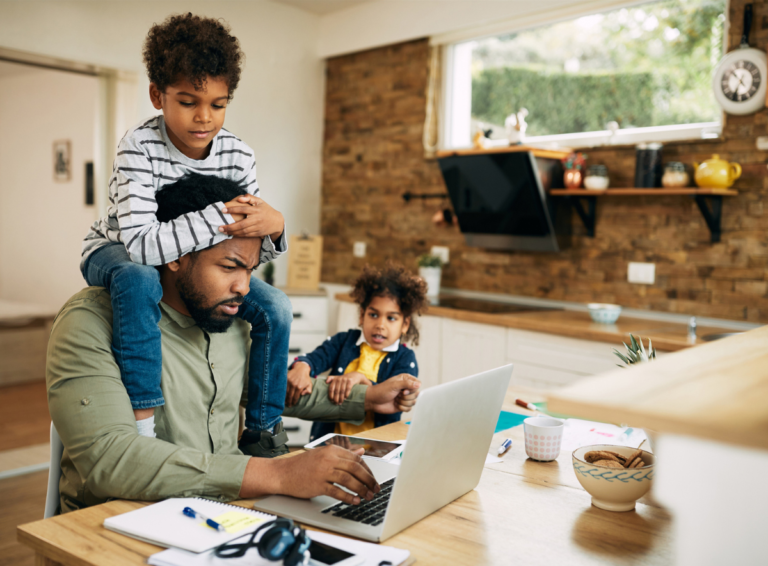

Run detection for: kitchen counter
[[335, 292, 742, 352]]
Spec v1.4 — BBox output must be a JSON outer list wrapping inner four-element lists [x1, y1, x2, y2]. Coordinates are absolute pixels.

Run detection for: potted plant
[[562, 152, 588, 189], [613, 334, 656, 367], [417, 254, 443, 298]]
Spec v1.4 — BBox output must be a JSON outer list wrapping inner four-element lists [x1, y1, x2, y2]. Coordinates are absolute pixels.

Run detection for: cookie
[[585, 451, 622, 464], [623, 449, 643, 468]]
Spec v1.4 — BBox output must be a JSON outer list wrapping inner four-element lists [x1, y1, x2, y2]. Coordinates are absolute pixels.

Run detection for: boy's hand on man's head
[[221, 195, 284, 241], [221, 199, 247, 222]]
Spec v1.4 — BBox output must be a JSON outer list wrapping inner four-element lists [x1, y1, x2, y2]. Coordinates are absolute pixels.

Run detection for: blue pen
[[183, 507, 226, 532], [497, 438, 512, 455]]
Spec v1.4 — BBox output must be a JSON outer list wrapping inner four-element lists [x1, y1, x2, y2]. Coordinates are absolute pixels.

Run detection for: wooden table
[[18, 388, 672, 565]]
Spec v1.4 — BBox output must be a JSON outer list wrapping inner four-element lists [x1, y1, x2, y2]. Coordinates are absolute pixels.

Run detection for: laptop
[[253, 364, 513, 542]]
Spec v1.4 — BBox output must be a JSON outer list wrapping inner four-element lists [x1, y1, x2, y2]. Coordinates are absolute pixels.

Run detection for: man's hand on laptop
[[240, 445, 380, 504], [365, 374, 421, 414]]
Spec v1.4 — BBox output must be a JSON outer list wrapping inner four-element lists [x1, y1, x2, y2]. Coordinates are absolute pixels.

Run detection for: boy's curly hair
[[143, 13, 244, 99], [351, 264, 429, 346]]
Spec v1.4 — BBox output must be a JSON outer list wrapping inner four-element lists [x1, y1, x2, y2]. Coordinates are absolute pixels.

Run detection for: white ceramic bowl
[[572, 444, 654, 512], [587, 303, 622, 324]]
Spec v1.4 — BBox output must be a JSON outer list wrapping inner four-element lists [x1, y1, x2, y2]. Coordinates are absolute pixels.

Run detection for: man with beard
[[46, 174, 420, 514]]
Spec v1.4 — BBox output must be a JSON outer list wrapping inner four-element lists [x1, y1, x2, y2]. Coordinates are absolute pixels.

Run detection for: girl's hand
[[221, 195, 284, 241], [286, 362, 313, 407], [326, 372, 371, 405]]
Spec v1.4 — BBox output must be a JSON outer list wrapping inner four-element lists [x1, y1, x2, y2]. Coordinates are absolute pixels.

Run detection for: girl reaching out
[[286, 263, 428, 440]]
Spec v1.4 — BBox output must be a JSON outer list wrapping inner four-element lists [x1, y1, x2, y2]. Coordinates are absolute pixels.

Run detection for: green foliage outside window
[[472, 68, 656, 136], [470, 0, 726, 136]]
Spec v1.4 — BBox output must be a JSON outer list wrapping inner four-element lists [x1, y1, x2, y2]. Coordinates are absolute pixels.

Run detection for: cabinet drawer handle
[[284, 426, 300, 432], [289, 348, 301, 354], [293, 312, 303, 319]]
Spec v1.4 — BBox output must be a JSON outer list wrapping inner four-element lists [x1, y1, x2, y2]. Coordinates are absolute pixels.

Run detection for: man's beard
[[176, 270, 243, 333]]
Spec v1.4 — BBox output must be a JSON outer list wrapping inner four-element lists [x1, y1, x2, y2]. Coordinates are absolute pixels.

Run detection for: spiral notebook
[[103, 497, 275, 553]]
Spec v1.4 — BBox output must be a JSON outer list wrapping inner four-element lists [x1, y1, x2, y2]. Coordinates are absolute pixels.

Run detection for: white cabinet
[[336, 300, 360, 335], [505, 328, 619, 390], [409, 315, 442, 390], [440, 319, 507, 384], [284, 291, 328, 446], [333, 299, 653, 394]]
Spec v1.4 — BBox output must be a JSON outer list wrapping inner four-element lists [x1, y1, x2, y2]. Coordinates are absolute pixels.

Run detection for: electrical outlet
[[430, 246, 450, 264], [757, 136, 768, 150], [353, 241, 366, 258], [628, 262, 656, 285]]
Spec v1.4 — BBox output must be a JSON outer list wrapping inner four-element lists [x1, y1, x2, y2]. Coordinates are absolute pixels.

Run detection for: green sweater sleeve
[[282, 379, 366, 424], [47, 290, 250, 512]]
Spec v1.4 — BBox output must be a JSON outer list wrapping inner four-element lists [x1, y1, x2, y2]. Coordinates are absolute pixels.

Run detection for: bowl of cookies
[[572, 444, 654, 512]]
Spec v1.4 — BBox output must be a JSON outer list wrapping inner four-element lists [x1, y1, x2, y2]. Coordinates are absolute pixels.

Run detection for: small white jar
[[583, 164, 610, 190]]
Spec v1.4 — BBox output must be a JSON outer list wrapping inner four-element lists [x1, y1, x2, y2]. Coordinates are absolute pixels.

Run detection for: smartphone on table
[[304, 433, 403, 460], [308, 539, 364, 566]]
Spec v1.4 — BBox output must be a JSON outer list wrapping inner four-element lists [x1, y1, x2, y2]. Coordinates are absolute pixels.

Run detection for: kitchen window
[[440, 0, 726, 149]]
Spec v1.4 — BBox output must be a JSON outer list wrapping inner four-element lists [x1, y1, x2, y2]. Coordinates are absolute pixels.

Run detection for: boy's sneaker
[[239, 422, 290, 458]]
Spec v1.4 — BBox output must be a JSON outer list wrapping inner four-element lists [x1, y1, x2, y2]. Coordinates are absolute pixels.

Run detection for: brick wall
[[320, 0, 768, 322]]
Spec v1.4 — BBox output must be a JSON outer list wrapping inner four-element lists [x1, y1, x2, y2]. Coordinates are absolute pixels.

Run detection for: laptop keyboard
[[321, 478, 395, 526]]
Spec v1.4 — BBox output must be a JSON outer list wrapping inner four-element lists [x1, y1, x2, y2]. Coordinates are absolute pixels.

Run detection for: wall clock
[[713, 4, 767, 116]]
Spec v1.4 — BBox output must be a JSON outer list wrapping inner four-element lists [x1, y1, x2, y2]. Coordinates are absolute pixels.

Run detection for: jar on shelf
[[583, 165, 609, 190], [662, 162, 690, 188]]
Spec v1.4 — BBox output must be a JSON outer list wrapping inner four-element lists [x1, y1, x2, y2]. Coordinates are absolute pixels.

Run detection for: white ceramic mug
[[523, 417, 564, 462]]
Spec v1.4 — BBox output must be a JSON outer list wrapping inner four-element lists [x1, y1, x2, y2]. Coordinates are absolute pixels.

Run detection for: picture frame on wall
[[53, 140, 71, 182]]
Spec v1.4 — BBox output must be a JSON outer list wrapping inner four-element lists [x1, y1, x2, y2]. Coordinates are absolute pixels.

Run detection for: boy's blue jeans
[[82, 242, 290, 432]]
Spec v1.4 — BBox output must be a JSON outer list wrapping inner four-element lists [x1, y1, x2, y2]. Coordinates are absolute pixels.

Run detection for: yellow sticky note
[[211, 511, 267, 534]]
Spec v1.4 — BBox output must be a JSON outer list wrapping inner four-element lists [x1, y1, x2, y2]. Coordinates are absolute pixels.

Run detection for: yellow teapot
[[693, 154, 741, 189]]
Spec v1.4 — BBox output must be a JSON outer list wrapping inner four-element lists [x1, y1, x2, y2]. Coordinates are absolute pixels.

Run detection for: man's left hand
[[364, 374, 421, 414], [220, 194, 284, 241]]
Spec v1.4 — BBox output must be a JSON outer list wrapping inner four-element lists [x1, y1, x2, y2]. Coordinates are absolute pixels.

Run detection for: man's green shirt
[[47, 288, 366, 514]]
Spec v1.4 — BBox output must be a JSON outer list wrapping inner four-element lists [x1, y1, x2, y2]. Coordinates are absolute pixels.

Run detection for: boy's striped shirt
[[82, 115, 285, 268]]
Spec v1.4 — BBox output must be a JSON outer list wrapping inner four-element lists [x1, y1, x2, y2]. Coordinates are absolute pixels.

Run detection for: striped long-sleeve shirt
[[81, 115, 286, 268]]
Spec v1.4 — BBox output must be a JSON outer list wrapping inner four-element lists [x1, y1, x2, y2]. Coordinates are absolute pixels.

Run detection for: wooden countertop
[[335, 293, 736, 352], [547, 325, 768, 451], [17, 387, 672, 565]]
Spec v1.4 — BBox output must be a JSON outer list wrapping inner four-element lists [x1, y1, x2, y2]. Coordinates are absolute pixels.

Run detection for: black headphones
[[214, 518, 311, 566]]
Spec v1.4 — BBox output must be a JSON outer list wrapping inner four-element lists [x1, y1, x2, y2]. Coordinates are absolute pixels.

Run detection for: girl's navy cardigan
[[294, 329, 418, 441]]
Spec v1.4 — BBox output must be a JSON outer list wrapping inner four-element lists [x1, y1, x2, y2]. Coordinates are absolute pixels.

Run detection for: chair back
[[44, 422, 64, 519]]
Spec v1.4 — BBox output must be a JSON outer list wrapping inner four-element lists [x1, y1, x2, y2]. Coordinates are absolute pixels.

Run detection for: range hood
[[437, 151, 571, 253]]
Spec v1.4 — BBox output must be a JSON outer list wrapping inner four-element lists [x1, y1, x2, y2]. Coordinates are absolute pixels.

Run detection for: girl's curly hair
[[143, 13, 244, 99], [350, 264, 429, 346]]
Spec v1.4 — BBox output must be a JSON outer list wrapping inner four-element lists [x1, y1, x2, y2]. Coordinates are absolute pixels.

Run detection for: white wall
[[317, 0, 650, 57], [0, 0, 325, 287], [0, 64, 99, 309]]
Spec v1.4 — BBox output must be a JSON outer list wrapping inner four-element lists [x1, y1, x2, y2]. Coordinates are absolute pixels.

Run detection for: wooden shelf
[[549, 188, 738, 196], [548, 187, 737, 243], [437, 145, 571, 160]]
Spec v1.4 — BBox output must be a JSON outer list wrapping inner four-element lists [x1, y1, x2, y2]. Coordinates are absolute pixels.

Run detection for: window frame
[[438, 2, 727, 150]]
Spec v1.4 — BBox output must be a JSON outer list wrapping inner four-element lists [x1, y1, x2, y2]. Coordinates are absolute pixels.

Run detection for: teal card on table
[[494, 411, 528, 433]]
